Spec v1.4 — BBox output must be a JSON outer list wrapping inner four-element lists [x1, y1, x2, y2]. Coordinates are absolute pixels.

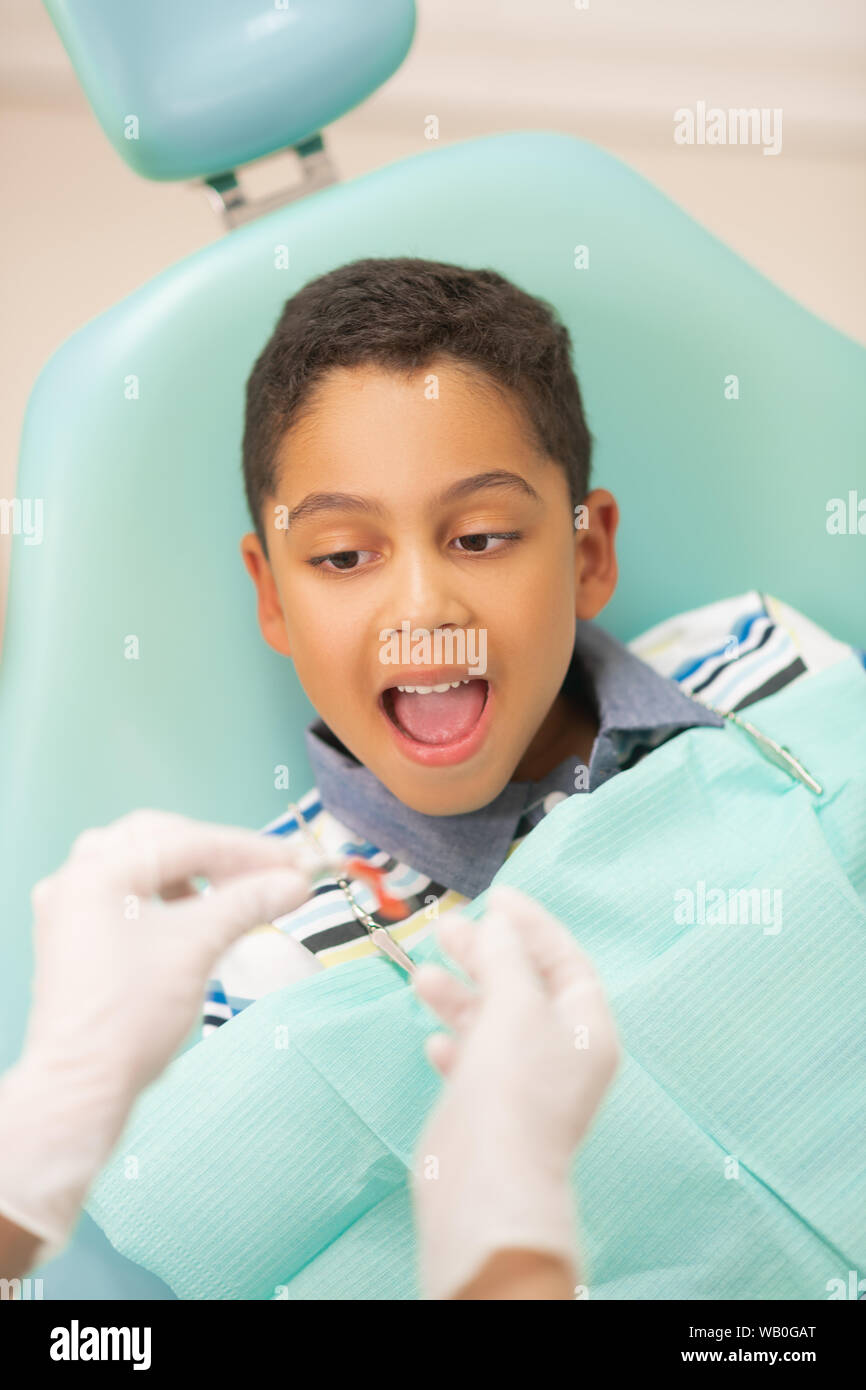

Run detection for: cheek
[[506, 545, 577, 691], [508, 535, 576, 629], [278, 575, 374, 698]]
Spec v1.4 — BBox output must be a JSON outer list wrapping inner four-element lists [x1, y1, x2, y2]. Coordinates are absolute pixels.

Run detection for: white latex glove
[[410, 884, 621, 1301], [0, 809, 326, 1267]]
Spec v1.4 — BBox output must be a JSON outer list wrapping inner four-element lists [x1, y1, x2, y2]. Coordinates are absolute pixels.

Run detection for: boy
[[203, 256, 858, 1032]]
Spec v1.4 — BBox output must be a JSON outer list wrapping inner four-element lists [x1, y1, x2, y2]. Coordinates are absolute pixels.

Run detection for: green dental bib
[[86, 655, 866, 1299]]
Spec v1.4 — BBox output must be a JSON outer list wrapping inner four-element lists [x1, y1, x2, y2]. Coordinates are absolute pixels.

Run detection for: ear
[[240, 533, 292, 658], [573, 489, 619, 620]]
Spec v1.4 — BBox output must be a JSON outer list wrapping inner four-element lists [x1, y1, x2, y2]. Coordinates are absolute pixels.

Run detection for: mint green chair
[[2, 0, 862, 1299]]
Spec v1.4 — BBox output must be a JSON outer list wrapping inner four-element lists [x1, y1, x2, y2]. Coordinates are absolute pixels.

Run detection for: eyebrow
[[287, 470, 541, 528]]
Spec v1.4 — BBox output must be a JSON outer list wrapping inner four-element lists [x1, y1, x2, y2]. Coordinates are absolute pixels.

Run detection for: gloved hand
[[410, 884, 621, 1300], [0, 810, 323, 1267]]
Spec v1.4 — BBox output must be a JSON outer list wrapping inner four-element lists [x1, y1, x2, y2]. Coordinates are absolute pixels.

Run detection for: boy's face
[[242, 359, 618, 816]]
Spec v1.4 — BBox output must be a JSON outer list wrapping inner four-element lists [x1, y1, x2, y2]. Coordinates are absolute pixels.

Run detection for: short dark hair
[[242, 256, 592, 549]]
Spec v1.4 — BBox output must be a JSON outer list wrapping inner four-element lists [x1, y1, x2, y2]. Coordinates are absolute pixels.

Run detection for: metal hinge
[[199, 133, 338, 231]]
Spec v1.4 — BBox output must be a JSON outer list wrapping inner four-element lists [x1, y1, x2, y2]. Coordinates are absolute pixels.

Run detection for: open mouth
[[379, 678, 491, 764]]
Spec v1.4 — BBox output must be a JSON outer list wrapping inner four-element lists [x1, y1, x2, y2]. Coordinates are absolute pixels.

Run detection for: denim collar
[[304, 619, 724, 899]]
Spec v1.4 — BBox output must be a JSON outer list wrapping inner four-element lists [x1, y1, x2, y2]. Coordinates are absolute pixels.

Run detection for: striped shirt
[[202, 591, 860, 1036]]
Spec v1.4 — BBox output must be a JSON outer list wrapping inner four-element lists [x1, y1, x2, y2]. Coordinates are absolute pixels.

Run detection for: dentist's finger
[[169, 867, 313, 954], [423, 1030, 460, 1078], [214, 837, 346, 886], [93, 811, 330, 895], [472, 901, 547, 1003], [433, 911, 481, 981], [486, 885, 602, 994], [412, 962, 477, 1032]]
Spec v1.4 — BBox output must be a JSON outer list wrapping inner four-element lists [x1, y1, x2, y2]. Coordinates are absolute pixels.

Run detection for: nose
[[378, 544, 473, 635]]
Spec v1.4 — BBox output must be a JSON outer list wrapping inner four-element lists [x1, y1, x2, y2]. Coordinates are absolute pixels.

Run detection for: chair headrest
[[45, 0, 416, 181]]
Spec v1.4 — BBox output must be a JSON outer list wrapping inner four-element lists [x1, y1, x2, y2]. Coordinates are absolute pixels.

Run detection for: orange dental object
[[343, 857, 410, 921]]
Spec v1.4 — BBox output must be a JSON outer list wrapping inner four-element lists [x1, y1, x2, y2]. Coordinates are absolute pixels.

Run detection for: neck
[[512, 690, 599, 782]]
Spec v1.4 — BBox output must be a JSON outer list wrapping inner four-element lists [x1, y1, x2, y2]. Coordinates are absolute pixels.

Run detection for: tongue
[[390, 680, 487, 745]]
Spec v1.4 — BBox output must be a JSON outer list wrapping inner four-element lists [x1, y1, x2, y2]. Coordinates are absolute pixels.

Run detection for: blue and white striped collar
[[304, 618, 724, 899]]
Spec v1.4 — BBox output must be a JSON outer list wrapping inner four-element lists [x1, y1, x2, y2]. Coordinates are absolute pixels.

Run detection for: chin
[[387, 770, 509, 818]]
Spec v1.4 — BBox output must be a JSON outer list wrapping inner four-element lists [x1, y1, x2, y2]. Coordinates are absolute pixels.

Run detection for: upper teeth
[[395, 680, 470, 694]]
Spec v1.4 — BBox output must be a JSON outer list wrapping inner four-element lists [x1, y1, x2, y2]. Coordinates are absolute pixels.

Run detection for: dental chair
[[1, 0, 863, 1299]]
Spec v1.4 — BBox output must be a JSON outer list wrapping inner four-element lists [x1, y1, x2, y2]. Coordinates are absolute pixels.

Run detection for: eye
[[451, 531, 521, 554], [308, 533, 521, 571], [308, 549, 377, 573]]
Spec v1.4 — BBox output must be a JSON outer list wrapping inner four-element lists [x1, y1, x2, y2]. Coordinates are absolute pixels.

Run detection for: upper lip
[[376, 668, 489, 697]]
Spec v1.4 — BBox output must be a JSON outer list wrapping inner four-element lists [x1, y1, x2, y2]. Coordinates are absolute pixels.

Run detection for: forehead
[[273, 360, 555, 503]]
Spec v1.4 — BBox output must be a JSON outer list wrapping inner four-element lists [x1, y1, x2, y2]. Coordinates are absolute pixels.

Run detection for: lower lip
[[378, 683, 494, 767]]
